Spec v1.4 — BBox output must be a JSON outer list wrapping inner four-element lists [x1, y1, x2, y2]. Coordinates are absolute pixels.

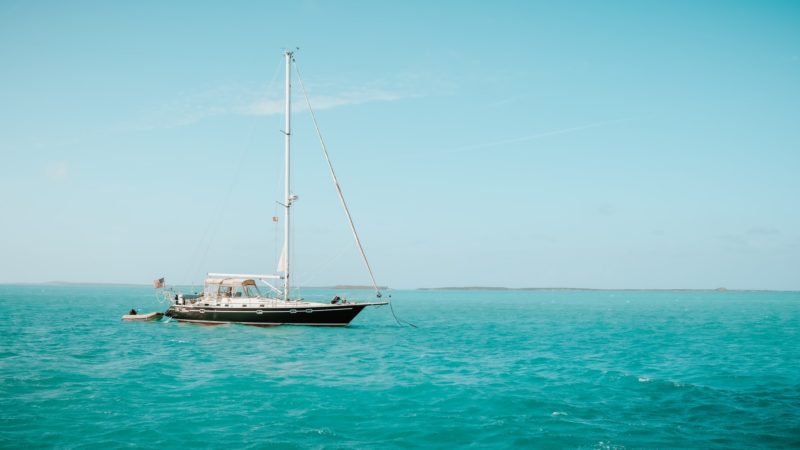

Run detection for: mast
[[282, 50, 292, 301]]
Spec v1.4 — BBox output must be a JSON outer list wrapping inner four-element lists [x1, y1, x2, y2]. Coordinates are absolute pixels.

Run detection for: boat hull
[[164, 303, 371, 326]]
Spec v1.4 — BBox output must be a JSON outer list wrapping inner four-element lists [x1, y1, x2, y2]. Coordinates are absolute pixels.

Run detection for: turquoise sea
[[1, 285, 798, 449]]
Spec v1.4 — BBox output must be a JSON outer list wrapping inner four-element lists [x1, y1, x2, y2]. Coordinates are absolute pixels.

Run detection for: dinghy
[[121, 311, 164, 321]]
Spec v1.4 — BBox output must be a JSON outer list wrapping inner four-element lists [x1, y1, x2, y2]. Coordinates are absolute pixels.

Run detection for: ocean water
[[1, 286, 798, 449]]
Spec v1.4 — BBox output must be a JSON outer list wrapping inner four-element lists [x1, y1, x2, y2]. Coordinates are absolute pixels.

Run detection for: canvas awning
[[204, 278, 256, 287]]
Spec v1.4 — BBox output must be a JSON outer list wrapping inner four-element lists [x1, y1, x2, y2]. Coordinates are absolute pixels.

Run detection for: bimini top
[[204, 277, 257, 287]]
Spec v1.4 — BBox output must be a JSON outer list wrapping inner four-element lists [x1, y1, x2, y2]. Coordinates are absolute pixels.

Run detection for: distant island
[[44, 281, 149, 287], [307, 285, 390, 290], [418, 287, 738, 292]]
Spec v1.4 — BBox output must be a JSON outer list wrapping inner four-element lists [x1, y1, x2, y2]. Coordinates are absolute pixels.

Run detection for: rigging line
[[183, 56, 284, 285], [293, 61, 382, 299], [295, 241, 353, 288], [191, 132, 253, 278], [290, 198, 298, 300], [273, 202, 279, 272], [294, 61, 415, 328]]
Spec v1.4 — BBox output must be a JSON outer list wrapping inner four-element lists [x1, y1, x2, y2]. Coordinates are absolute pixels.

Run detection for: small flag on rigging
[[153, 277, 165, 289], [272, 216, 279, 222]]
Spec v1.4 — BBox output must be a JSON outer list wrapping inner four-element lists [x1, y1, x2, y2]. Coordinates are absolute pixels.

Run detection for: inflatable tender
[[121, 311, 164, 321]]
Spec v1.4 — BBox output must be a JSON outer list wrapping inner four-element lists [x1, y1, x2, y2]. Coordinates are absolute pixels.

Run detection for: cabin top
[[204, 277, 257, 287], [203, 277, 263, 298]]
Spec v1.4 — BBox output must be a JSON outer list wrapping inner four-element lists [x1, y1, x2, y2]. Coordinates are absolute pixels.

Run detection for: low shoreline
[[0, 282, 795, 292], [415, 287, 795, 292]]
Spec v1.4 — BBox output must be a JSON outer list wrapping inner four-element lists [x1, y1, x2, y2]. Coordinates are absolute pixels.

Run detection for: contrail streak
[[445, 118, 632, 154]]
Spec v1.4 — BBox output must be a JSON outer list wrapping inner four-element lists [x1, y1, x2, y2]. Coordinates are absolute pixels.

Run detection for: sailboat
[[162, 51, 388, 326]]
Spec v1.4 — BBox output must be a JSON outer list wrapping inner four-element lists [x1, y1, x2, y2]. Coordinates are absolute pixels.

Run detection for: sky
[[1, 0, 799, 289]]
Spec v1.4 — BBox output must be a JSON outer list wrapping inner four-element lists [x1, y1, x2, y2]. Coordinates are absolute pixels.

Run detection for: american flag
[[153, 277, 165, 288]]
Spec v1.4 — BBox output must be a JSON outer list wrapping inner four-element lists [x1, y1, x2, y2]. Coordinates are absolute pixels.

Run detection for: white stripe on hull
[[173, 318, 349, 327]]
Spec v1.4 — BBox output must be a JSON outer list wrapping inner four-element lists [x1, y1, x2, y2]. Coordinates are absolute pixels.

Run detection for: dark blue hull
[[164, 303, 370, 326]]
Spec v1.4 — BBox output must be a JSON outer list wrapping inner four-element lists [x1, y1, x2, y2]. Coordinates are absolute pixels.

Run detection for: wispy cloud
[[594, 203, 616, 216], [245, 88, 404, 116], [446, 118, 632, 154], [129, 77, 416, 130], [44, 161, 69, 182], [719, 227, 787, 251], [486, 95, 524, 108]]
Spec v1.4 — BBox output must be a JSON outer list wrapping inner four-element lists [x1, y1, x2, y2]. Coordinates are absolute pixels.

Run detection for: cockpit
[[203, 278, 264, 299]]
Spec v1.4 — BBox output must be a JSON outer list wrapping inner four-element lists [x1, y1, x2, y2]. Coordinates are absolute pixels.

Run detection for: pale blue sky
[[1, 1, 798, 289]]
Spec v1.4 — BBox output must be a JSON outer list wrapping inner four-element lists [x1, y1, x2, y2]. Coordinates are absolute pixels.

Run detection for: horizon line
[[0, 281, 797, 293]]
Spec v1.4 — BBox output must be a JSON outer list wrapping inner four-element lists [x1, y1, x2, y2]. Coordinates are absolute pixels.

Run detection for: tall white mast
[[282, 50, 293, 301]]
